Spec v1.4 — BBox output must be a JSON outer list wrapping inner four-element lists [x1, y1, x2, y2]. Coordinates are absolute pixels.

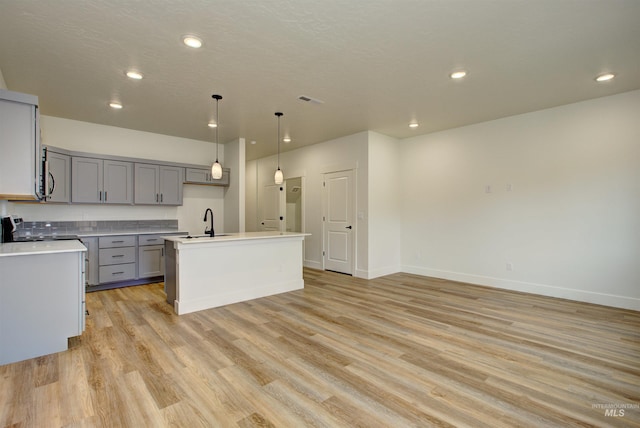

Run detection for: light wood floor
[[1, 269, 639, 427]]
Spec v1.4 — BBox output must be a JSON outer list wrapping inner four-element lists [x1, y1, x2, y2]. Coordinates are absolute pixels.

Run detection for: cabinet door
[[184, 167, 230, 186], [159, 166, 183, 205], [47, 151, 71, 203], [184, 168, 210, 184], [0, 93, 38, 200], [134, 163, 159, 204], [82, 237, 99, 286], [71, 157, 103, 203], [104, 160, 133, 204], [138, 244, 164, 278]]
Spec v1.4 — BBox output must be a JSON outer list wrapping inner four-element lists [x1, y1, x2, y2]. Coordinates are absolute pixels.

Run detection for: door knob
[[345, 225, 352, 229]]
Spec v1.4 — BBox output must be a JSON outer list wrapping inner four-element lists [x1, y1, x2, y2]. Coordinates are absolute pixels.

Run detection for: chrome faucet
[[203, 208, 215, 237]]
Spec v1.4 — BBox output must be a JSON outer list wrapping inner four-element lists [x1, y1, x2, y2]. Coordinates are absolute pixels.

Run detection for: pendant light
[[274, 112, 284, 184], [211, 94, 223, 179]]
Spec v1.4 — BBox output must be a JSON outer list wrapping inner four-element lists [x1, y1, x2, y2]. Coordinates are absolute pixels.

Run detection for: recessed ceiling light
[[208, 122, 217, 128], [109, 102, 123, 109], [595, 73, 615, 82], [283, 137, 291, 143], [450, 70, 467, 79], [126, 71, 143, 80], [409, 122, 419, 128], [183, 35, 203, 48]]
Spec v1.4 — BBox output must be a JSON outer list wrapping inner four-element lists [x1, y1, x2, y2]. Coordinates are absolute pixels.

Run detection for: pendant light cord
[[215, 97, 220, 161], [275, 112, 283, 169], [212, 94, 222, 162]]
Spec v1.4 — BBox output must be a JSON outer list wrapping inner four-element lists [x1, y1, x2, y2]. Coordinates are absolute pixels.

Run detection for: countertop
[[0, 240, 87, 257], [77, 229, 187, 238], [164, 231, 310, 245]]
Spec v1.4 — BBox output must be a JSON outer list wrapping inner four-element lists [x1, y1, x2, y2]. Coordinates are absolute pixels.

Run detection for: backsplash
[[14, 219, 179, 239]]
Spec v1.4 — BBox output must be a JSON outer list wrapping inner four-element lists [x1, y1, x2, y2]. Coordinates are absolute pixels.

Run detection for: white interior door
[[261, 183, 285, 231], [323, 170, 354, 274]]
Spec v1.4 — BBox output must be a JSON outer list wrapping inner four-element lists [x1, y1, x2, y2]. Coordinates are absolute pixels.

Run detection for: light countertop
[[0, 240, 87, 257], [77, 229, 187, 238], [164, 231, 310, 245]]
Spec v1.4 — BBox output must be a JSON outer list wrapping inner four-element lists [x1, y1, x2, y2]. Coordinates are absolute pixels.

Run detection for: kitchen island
[[164, 232, 309, 315]]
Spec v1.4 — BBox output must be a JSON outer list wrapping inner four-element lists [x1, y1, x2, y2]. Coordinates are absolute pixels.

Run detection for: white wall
[[8, 116, 225, 235], [0, 67, 7, 215], [400, 90, 640, 310], [222, 138, 245, 233], [245, 159, 258, 232], [246, 132, 369, 274], [367, 131, 402, 278]]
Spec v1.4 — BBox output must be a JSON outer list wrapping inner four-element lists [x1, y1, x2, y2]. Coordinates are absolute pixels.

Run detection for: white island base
[[164, 232, 308, 315]]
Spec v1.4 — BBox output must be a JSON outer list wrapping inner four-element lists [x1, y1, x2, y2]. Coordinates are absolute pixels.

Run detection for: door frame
[[322, 168, 356, 275]]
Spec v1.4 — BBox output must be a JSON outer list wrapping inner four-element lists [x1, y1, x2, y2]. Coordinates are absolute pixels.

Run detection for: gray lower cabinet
[[0, 248, 85, 365], [98, 235, 136, 283], [72, 157, 134, 204], [138, 234, 165, 278], [85, 232, 183, 289], [134, 163, 183, 205], [82, 237, 99, 286]]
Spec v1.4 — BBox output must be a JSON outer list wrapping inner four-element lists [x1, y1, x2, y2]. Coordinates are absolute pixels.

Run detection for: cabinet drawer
[[139, 234, 165, 246], [99, 263, 136, 283], [99, 247, 136, 265], [99, 235, 136, 248]]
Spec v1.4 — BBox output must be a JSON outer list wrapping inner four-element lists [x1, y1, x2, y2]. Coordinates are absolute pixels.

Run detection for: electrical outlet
[[506, 183, 513, 192], [485, 185, 492, 194], [506, 262, 513, 271]]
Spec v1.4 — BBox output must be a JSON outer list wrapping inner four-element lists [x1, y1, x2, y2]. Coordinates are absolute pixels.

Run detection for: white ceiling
[[1, 0, 639, 161]]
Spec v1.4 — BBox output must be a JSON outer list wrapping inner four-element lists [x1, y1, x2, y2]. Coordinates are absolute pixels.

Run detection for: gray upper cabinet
[[45, 149, 71, 203], [71, 157, 133, 204], [104, 160, 134, 204], [134, 163, 183, 205], [134, 163, 158, 204], [0, 90, 39, 200], [184, 167, 230, 186], [71, 157, 102, 203], [159, 166, 183, 205]]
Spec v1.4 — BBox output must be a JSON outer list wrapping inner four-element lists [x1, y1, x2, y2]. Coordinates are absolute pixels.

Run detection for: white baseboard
[[355, 265, 401, 280], [304, 260, 323, 271], [402, 265, 640, 311]]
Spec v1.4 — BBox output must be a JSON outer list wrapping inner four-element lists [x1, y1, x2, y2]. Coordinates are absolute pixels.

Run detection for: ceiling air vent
[[297, 95, 324, 105]]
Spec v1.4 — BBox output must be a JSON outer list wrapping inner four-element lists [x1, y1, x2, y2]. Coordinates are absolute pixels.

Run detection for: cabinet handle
[[112, 272, 124, 275], [111, 240, 124, 243], [147, 238, 158, 241], [111, 254, 124, 258], [105, 191, 108, 201], [156, 193, 159, 202], [160, 194, 163, 203], [99, 191, 102, 201]]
